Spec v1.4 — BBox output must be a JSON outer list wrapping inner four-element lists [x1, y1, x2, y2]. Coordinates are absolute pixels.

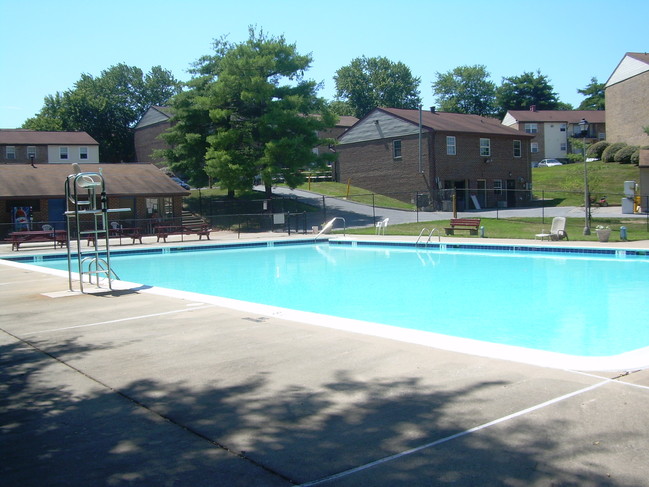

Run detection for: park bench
[[444, 218, 481, 236], [155, 224, 211, 243]]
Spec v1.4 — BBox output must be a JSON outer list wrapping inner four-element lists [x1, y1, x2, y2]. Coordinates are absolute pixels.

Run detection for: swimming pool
[[9, 238, 649, 370]]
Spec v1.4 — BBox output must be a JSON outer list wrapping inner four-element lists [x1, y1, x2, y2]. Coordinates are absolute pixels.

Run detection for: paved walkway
[[2, 233, 649, 486]]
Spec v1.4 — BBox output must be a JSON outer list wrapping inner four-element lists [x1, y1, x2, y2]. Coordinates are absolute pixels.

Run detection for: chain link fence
[[2, 190, 649, 242]]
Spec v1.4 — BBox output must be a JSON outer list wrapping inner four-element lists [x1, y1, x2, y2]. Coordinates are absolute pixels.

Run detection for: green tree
[[495, 70, 560, 117], [162, 28, 337, 198], [334, 56, 421, 118], [577, 77, 605, 110], [24, 64, 182, 162], [431, 65, 496, 116]]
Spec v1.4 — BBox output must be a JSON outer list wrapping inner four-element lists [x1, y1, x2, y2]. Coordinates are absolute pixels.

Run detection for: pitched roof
[[0, 163, 189, 199], [606, 52, 649, 87], [337, 116, 358, 127], [0, 129, 99, 145], [504, 109, 606, 124], [135, 105, 174, 129], [380, 108, 530, 136]]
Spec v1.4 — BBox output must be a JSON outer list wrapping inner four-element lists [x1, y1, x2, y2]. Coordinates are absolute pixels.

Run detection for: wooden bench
[[9, 230, 67, 251], [155, 225, 211, 243], [445, 218, 481, 235]]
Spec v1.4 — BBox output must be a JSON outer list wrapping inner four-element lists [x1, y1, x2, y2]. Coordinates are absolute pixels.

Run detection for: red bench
[[445, 218, 481, 235]]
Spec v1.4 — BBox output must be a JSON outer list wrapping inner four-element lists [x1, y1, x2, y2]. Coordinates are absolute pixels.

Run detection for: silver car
[[537, 159, 563, 167]]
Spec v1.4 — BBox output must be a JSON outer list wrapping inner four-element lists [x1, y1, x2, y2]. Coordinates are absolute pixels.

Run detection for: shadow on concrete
[[2, 335, 642, 487]]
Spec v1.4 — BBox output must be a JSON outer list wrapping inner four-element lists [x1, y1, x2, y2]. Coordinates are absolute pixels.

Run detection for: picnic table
[[9, 230, 67, 251], [85, 227, 143, 246]]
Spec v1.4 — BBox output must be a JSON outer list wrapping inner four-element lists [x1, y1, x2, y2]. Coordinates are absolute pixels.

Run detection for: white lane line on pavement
[[299, 379, 612, 487], [22, 305, 217, 336]]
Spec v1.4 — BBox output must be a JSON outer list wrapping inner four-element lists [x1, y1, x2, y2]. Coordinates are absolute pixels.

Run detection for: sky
[[1, 0, 647, 128]]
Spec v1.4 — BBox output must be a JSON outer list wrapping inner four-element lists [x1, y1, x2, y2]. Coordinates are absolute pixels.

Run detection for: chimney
[[430, 106, 436, 113], [530, 105, 537, 112]]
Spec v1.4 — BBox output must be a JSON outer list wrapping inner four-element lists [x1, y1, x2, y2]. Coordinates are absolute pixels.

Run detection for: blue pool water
[[21, 241, 649, 357]]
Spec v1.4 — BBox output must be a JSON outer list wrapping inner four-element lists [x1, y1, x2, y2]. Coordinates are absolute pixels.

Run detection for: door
[[48, 198, 66, 229]]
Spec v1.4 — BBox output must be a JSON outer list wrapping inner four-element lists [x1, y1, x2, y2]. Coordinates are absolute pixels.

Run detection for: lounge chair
[[375, 218, 389, 235], [535, 217, 568, 241]]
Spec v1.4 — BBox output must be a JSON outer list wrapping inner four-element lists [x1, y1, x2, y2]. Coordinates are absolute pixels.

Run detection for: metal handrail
[[415, 228, 429, 245], [315, 217, 346, 240]]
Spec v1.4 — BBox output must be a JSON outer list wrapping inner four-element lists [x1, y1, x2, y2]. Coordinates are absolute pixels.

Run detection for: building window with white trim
[[446, 136, 456, 155], [27, 146, 36, 159], [513, 140, 521, 158], [524, 123, 538, 134], [6, 146, 16, 159], [494, 179, 503, 195], [60, 147, 69, 160], [79, 147, 88, 160], [531, 142, 539, 154], [392, 140, 402, 159], [480, 138, 491, 157]]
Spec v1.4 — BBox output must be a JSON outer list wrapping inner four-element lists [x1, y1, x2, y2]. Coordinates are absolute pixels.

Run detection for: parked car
[[170, 177, 190, 190], [537, 159, 563, 167]]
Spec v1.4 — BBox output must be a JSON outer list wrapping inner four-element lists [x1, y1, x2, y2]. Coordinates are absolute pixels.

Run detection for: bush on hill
[[631, 146, 649, 165], [601, 142, 627, 162], [586, 140, 609, 159], [614, 145, 638, 164]]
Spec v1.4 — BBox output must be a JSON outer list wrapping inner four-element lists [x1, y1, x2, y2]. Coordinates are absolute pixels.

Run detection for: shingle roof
[[337, 116, 358, 127], [381, 108, 531, 136], [0, 163, 189, 199], [504, 110, 606, 124], [0, 130, 99, 145]]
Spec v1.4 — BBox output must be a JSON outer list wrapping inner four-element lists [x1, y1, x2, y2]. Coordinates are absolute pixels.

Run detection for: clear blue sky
[[1, 0, 647, 128]]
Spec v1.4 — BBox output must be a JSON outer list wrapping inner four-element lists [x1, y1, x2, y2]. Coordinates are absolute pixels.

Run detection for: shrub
[[614, 145, 638, 164], [586, 140, 609, 160], [601, 142, 627, 162], [631, 146, 649, 165]]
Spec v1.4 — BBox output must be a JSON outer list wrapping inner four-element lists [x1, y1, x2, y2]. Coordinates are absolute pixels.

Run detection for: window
[[524, 123, 538, 134], [480, 138, 491, 157], [531, 142, 539, 153], [513, 140, 521, 158], [560, 124, 566, 132], [560, 142, 567, 151], [392, 140, 402, 159], [79, 147, 88, 160], [494, 180, 503, 195], [6, 146, 16, 159], [60, 147, 69, 160], [446, 136, 456, 155], [27, 146, 36, 159]]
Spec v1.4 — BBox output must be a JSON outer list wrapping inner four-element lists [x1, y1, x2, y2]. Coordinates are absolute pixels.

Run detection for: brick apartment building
[[605, 52, 649, 146], [336, 108, 533, 210]]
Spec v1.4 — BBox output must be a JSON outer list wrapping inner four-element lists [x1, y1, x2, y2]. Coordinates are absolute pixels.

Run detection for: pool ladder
[[416, 228, 442, 246], [315, 217, 346, 240]]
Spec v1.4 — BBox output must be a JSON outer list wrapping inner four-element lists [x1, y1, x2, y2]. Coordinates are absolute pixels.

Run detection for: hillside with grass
[[532, 161, 639, 206]]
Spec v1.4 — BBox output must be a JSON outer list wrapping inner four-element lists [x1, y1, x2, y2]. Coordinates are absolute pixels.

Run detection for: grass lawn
[[342, 217, 649, 243], [532, 161, 640, 206]]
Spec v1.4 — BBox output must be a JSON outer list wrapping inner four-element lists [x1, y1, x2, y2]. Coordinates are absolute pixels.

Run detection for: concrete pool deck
[[2, 233, 649, 486]]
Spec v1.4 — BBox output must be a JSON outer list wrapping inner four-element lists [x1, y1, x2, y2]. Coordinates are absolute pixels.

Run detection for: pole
[[418, 106, 423, 174], [583, 144, 590, 235]]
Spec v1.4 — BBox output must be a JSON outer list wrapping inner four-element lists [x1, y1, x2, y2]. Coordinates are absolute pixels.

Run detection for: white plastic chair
[[375, 218, 389, 235], [42, 224, 54, 231]]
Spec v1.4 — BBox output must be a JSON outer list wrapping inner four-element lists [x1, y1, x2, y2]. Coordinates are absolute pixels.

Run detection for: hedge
[[601, 142, 627, 162]]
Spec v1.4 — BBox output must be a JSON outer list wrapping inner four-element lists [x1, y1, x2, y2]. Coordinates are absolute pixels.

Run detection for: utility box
[[624, 181, 636, 198], [622, 197, 635, 214]]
